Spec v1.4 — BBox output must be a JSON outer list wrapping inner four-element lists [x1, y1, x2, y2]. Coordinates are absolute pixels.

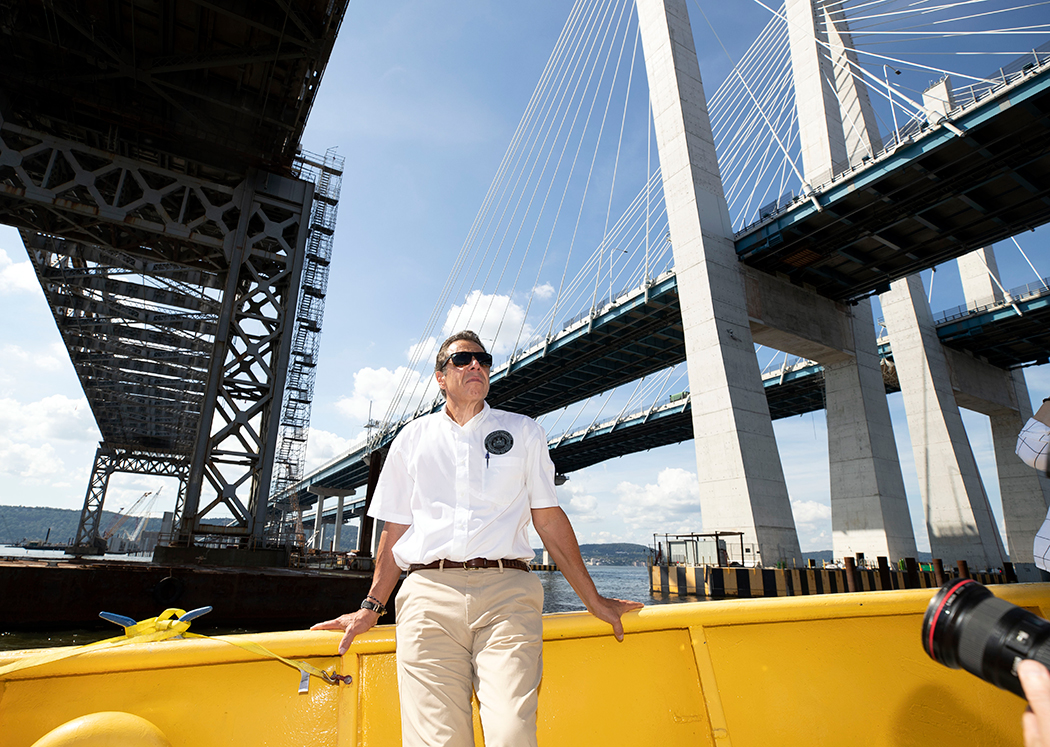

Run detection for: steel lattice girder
[[72, 445, 189, 552], [8, 128, 316, 544], [178, 171, 313, 542]]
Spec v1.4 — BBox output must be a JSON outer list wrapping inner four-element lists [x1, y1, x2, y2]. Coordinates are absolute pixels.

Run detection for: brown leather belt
[[408, 558, 530, 574]]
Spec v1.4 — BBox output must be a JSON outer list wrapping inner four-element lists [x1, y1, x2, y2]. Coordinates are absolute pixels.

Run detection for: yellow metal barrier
[[2, 585, 1045, 746]]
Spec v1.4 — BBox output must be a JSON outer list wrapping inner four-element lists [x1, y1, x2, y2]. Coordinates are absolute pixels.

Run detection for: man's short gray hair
[[435, 330, 486, 371]]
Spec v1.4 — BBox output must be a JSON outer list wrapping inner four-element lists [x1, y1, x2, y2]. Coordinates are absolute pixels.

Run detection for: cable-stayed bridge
[[288, 0, 1050, 570], [273, 0, 1050, 567], [286, 266, 1050, 528]]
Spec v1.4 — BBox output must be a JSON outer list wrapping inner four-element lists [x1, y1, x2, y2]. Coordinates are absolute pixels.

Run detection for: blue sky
[[1, 0, 1048, 555]]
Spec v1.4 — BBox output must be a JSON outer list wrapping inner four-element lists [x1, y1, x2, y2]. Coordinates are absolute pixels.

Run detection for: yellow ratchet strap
[[0, 608, 350, 688]]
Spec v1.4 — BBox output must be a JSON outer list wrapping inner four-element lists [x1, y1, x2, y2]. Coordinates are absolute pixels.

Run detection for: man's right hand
[[311, 609, 381, 655]]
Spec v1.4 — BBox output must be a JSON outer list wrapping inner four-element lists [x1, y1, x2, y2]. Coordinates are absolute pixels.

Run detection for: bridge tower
[[955, 247, 1050, 565], [637, 0, 802, 565], [879, 78, 1019, 569], [784, 0, 918, 561]]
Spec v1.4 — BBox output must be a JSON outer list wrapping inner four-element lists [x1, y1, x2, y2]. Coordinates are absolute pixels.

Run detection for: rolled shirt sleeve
[[1016, 416, 1050, 472]]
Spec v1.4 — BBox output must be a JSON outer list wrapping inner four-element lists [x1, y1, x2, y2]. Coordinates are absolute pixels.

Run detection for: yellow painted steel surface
[[2, 584, 1047, 746]]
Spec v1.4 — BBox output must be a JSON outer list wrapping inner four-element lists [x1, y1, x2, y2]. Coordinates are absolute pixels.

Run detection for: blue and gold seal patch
[[484, 430, 514, 455]]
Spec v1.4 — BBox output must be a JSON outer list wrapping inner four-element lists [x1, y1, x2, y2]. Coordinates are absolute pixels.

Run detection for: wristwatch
[[360, 597, 387, 617]]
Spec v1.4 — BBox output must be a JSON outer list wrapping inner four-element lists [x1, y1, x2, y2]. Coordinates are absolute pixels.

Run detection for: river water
[[0, 565, 696, 652]]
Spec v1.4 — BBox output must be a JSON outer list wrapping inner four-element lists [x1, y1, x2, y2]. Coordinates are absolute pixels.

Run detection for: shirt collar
[[442, 400, 490, 431]]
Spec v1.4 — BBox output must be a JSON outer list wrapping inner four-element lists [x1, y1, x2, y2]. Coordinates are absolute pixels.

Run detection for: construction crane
[[100, 487, 163, 552]]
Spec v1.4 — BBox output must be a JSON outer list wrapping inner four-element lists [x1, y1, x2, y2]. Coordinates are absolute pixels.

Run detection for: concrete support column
[[990, 371, 1050, 562], [313, 493, 325, 550], [825, 300, 917, 561], [881, 275, 1007, 568], [957, 247, 1004, 307], [785, 0, 882, 185], [786, 0, 911, 562], [334, 493, 345, 552], [923, 77, 956, 123], [637, 0, 801, 565], [955, 246, 1049, 562], [308, 485, 356, 552]]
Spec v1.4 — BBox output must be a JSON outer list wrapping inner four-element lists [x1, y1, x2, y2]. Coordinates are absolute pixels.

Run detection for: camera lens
[[922, 579, 1050, 698]]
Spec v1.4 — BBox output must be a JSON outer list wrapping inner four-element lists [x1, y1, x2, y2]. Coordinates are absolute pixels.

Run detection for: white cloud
[[557, 483, 602, 523], [533, 283, 555, 300], [0, 440, 64, 479], [0, 395, 96, 443], [305, 429, 354, 472], [334, 366, 438, 423], [800, 530, 829, 553], [612, 467, 702, 530], [442, 290, 534, 356], [0, 248, 37, 294], [407, 336, 438, 367], [791, 499, 832, 525], [0, 343, 66, 373]]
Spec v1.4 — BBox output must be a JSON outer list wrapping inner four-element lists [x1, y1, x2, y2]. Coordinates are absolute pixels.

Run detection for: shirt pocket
[[481, 456, 525, 503]]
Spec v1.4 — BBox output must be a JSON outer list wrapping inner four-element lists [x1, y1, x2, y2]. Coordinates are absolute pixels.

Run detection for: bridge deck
[[735, 65, 1050, 301], [290, 276, 1049, 517]]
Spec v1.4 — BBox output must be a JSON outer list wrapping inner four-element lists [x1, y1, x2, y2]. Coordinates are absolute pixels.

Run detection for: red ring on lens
[[926, 578, 977, 661]]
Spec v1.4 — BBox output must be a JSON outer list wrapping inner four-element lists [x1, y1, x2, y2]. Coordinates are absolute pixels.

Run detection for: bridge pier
[[961, 246, 1050, 563], [881, 274, 1008, 568], [824, 300, 918, 561], [638, 0, 802, 565], [784, 0, 917, 562]]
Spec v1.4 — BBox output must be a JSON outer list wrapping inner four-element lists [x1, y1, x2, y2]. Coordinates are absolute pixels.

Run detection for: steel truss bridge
[[0, 0, 348, 553]]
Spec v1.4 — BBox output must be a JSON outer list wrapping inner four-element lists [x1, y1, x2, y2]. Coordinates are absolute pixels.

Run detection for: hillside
[[533, 542, 651, 566], [0, 505, 151, 546], [0, 505, 359, 551]]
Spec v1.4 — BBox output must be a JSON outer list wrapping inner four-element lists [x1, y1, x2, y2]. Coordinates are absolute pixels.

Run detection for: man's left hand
[[587, 596, 644, 642]]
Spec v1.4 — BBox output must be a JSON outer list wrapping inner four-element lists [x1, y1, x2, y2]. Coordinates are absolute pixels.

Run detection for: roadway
[[289, 274, 1049, 524]]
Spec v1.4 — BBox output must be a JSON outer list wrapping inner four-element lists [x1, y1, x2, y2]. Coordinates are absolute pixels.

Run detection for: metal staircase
[[270, 148, 344, 545]]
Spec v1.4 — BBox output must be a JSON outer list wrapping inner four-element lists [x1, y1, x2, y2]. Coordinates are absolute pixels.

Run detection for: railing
[[935, 276, 1050, 325], [734, 43, 1050, 236]]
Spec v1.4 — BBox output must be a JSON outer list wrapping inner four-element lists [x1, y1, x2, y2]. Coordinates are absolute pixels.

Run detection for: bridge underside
[[488, 274, 685, 417], [937, 288, 1050, 368], [0, 0, 347, 549], [736, 69, 1050, 301]]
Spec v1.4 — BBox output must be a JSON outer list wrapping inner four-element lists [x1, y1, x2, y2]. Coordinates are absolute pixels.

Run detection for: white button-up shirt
[[368, 402, 559, 569], [1019, 416, 1050, 570]]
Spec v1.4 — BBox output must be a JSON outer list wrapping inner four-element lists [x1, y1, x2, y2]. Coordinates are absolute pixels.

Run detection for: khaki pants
[[394, 567, 544, 747]]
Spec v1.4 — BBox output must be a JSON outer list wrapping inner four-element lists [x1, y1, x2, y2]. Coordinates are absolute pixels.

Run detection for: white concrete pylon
[[954, 246, 1050, 563], [313, 492, 325, 551], [989, 371, 1050, 563], [308, 485, 356, 552], [825, 299, 917, 561], [785, 0, 882, 185], [785, 0, 916, 562], [637, 0, 802, 565], [881, 274, 1008, 569], [958, 247, 1005, 307]]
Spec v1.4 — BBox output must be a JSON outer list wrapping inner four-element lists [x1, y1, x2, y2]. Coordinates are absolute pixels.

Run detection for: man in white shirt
[[1017, 397, 1050, 571], [313, 330, 642, 747]]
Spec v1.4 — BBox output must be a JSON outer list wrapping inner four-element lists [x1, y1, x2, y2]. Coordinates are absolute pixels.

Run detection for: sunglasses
[[444, 351, 493, 369]]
